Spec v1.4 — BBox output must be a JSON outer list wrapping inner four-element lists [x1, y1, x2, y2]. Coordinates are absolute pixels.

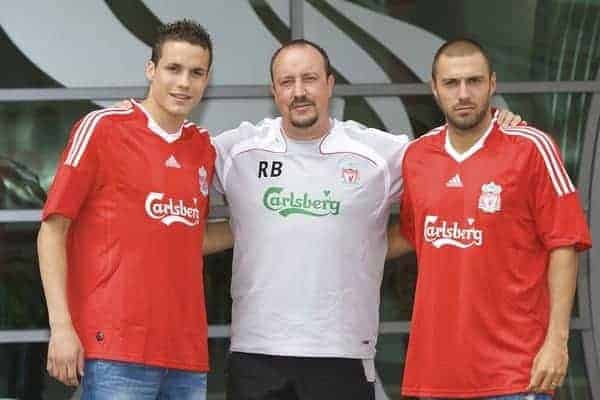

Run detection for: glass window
[[306, 0, 600, 82]]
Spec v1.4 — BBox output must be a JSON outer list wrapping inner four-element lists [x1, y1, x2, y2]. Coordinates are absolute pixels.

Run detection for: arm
[[37, 215, 84, 386], [386, 222, 414, 260], [528, 246, 578, 392], [203, 220, 234, 255]]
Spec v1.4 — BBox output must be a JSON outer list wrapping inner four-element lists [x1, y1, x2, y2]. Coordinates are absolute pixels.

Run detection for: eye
[[193, 69, 206, 77], [443, 79, 458, 87]]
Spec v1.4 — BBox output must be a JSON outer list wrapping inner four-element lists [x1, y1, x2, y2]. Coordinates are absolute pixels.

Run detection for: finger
[[497, 111, 507, 125], [528, 368, 545, 392], [55, 361, 68, 385], [539, 369, 555, 392], [78, 349, 85, 377], [65, 359, 77, 386], [510, 116, 522, 127], [46, 357, 56, 379]]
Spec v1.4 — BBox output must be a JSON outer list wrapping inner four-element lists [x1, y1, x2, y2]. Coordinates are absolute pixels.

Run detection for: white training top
[[212, 117, 409, 359]]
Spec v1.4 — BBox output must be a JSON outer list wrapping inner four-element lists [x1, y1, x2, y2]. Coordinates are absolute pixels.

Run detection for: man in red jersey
[[400, 38, 592, 399], [37, 20, 230, 399]]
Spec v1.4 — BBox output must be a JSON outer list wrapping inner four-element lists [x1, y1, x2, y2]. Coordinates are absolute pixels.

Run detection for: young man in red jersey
[[37, 20, 230, 399], [399, 38, 592, 399]]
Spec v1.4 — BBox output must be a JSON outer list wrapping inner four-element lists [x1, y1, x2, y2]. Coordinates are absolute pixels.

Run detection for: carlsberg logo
[[263, 187, 341, 217], [145, 192, 200, 226]]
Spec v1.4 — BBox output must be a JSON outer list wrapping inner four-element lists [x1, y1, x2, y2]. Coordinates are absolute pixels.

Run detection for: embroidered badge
[[340, 161, 360, 185], [478, 182, 502, 213]]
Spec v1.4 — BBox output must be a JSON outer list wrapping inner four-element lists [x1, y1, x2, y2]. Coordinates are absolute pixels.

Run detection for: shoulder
[[72, 106, 136, 138], [403, 124, 444, 159], [498, 124, 559, 153], [212, 118, 278, 149], [339, 120, 409, 149], [183, 120, 211, 142]]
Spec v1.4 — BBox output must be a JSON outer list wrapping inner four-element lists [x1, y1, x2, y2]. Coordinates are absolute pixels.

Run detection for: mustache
[[290, 96, 315, 108]]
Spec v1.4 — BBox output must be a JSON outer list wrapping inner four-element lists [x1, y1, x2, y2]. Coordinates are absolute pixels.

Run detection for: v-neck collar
[[132, 99, 184, 143], [444, 119, 494, 163]]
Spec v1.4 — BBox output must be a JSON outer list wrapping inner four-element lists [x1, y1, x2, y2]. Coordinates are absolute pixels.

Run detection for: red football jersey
[[43, 101, 215, 371], [400, 121, 591, 397]]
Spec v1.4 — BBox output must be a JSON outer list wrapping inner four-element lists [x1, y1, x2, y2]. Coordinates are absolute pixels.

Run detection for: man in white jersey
[[213, 39, 406, 399]]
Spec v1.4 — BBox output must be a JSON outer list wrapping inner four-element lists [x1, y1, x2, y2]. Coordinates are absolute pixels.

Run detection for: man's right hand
[[47, 323, 85, 386]]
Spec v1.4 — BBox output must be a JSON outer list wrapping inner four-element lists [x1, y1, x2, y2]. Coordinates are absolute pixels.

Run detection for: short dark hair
[[270, 39, 333, 82], [432, 38, 493, 79], [151, 19, 213, 70]]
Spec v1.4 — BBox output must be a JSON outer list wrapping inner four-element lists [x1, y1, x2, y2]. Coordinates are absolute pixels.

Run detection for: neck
[[282, 117, 331, 141], [141, 97, 184, 133], [447, 112, 493, 154]]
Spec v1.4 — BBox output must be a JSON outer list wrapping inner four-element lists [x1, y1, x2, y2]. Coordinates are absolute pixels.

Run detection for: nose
[[292, 80, 306, 97], [458, 81, 470, 100], [177, 71, 191, 89]]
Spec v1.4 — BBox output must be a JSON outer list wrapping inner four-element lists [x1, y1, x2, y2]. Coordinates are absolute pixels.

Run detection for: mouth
[[454, 105, 476, 115], [170, 93, 192, 102], [291, 102, 314, 111]]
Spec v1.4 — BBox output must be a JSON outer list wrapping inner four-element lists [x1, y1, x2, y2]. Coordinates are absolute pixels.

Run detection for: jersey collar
[[132, 99, 184, 143], [258, 118, 373, 158], [444, 118, 496, 163]]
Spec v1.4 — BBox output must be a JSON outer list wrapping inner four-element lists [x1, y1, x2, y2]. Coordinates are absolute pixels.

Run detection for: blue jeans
[[81, 359, 207, 400]]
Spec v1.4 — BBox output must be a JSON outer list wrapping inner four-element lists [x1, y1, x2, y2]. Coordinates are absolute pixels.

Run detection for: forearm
[[37, 217, 72, 329], [386, 223, 414, 260], [545, 246, 578, 345], [203, 220, 234, 255]]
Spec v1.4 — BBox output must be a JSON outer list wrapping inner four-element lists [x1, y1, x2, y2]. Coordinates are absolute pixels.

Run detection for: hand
[[496, 109, 525, 127], [47, 323, 85, 386], [111, 99, 133, 109], [527, 339, 568, 392]]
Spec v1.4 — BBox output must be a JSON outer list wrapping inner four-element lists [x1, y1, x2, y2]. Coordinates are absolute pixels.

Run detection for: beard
[[446, 103, 490, 131], [289, 96, 318, 128]]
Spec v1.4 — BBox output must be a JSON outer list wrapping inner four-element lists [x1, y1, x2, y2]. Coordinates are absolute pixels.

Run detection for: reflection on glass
[[335, 1, 600, 82], [0, 101, 98, 193], [0, 223, 46, 329], [502, 93, 592, 181]]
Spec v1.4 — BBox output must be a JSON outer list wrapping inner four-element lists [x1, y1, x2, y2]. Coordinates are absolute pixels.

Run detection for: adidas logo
[[446, 174, 463, 188], [165, 155, 181, 169]]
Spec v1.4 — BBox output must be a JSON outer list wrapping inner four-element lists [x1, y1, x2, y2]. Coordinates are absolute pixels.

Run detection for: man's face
[[145, 40, 210, 120], [432, 52, 496, 132], [271, 45, 334, 131]]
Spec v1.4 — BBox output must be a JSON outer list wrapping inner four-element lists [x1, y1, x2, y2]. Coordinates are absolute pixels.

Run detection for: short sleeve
[[399, 150, 416, 246], [527, 131, 591, 252], [42, 115, 103, 221], [210, 135, 226, 195]]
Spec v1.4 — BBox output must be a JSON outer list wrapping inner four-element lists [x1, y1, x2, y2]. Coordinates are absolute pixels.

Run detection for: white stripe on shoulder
[[512, 126, 575, 193], [65, 107, 134, 167], [501, 126, 575, 196]]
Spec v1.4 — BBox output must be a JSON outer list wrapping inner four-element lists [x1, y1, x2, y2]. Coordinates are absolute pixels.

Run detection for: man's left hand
[[496, 109, 525, 127], [527, 339, 568, 392]]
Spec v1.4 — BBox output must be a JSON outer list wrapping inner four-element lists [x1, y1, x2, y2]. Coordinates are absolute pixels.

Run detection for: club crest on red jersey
[[199, 166, 209, 196], [478, 182, 502, 213]]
